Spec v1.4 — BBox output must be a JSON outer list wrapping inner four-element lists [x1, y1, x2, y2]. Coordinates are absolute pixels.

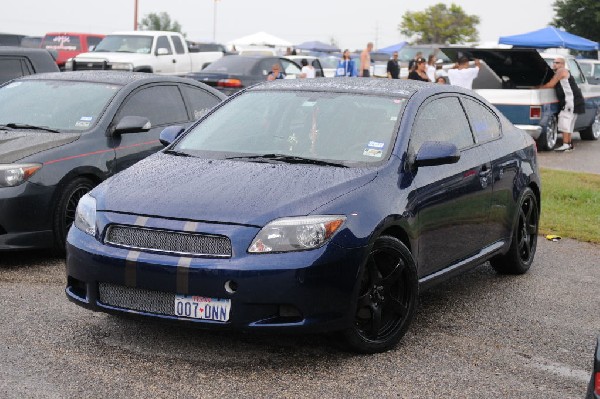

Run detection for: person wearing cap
[[407, 57, 430, 82], [447, 56, 480, 89]]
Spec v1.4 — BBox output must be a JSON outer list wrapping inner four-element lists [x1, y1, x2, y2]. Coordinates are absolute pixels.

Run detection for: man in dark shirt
[[386, 51, 400, 79]]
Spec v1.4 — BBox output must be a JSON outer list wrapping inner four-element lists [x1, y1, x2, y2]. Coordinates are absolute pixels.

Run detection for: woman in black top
[[407, 57, 431, 82]]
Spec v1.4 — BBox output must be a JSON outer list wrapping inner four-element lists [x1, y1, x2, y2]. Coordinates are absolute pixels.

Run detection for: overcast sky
[[3, 0, 556, 50]]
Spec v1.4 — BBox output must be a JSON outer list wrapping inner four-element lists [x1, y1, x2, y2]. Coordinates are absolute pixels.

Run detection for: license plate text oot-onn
[[174, 295, 231, 322]]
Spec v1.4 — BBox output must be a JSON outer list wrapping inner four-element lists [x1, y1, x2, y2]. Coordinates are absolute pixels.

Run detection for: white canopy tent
[[226, 31, 292, 48]]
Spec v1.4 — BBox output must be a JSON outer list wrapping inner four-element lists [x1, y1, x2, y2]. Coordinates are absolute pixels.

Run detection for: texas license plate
[[174, 295, 231, 322]]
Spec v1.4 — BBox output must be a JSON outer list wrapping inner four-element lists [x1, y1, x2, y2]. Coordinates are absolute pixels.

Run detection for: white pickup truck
[[66, 31, 224, 75]]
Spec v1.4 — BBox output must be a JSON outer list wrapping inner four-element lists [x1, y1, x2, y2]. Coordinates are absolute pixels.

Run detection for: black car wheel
[[537, 114, 558, 151], [53, 177, 95, 254], [343, 236, 418, 354], [580, 108, 600, 141], [490, 187, 539, 275]]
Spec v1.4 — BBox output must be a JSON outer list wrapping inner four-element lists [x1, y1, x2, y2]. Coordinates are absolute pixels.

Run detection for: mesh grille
[[99, 283, 175, 315], [105, 225, 232, 257]]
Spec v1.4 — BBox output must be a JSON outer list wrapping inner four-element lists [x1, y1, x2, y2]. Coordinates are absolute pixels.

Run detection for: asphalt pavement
[[537, 132, 600, 174], [0, 236, 597, 399]]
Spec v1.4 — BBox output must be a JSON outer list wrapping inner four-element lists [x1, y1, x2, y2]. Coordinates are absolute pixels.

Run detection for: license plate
[[174, 295, 231, 322]]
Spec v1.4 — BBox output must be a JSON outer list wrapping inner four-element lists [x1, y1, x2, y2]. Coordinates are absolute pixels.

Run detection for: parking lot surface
[[0, 237, 597, 398]]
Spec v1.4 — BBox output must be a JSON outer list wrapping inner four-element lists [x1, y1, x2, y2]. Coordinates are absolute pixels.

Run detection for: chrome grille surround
[[104, 225, 232, 258], [99, 283, 175, 315]]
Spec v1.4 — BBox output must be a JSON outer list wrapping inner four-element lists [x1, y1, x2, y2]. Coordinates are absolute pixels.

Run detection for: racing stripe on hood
[[176, 221, 199, 294], [124, 216, 149, 287]]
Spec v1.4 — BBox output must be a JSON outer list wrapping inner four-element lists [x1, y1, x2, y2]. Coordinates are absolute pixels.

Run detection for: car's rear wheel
[[490, 187, 539, 275], [53, 177, 95, 254], [342, 236, 418, 354], [580, 108, 600, 141], [537, 114, 558, 150]]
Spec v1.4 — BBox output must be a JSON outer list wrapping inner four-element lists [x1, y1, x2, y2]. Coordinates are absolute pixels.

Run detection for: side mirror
[[113, 116, 151, 135], [156, 47, 170, 56], [414, 141, 460, 167], [159, 126, 185, 146]]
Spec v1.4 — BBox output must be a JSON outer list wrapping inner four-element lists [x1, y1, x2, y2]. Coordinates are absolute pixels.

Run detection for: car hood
[[74, 52, 152, 63], [95, 152, 378, 226], [0, 131, 80, 163], [440, 47, 555, 87]]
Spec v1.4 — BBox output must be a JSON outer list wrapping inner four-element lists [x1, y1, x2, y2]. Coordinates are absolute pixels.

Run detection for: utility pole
[[134, 0, 138, 31]]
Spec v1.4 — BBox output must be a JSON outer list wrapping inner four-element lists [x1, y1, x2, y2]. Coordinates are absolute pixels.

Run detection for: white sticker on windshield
[[363, 148, 383, 158], [390, 116, 398, 121], [80, 116, 93, 121], [75, 121, 91, 128], [302, 101, 316, 107], [367, 141, 385, 149]]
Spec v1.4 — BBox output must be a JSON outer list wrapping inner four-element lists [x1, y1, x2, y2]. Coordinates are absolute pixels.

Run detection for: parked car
[[0, 71, 225, 252], [185, 55, 323, 95], [235, 46, 279, 56], [587, 337, 600, 399], [40, 32, 105, 70], [67, 31, 224, 74], [0, 33, 26, 47], [66, 78, 540, 354], [441, 47, 600, 150], [0, 46, 59, 84], [20, 36, 43, 48], [576, 58, 600, 85], [317, 54, 340, 77]]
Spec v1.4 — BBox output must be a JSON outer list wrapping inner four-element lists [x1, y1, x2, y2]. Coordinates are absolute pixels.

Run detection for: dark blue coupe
[[66, 78, 541, 353]]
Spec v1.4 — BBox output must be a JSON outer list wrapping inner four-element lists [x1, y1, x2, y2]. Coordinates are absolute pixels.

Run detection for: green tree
[[139, 12, 184, 35], [399, 3, 480, 44], [552, 0, 600, 43]]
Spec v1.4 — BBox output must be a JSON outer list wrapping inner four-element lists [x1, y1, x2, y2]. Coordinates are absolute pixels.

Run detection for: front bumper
[[66, 214, 367, 333], [0, 182, 55, 250]]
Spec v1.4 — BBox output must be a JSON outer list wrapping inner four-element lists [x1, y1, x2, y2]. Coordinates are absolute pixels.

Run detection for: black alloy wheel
[[490, 187, 539, 275], [343, 236, 418, 354], [53, 177, 95, 254]]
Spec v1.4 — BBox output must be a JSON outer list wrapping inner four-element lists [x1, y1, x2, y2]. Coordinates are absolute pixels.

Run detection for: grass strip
[[540, 168, 600, 243]]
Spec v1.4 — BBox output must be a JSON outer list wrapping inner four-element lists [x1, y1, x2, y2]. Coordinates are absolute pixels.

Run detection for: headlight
[[248, 215, 346, 253], [109, 62, 134, 71], [74, 194, 97, 236], [0, 164, 42, 187]]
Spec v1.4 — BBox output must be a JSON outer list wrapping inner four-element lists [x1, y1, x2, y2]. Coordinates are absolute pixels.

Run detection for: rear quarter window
[[462, 97, 501, 143], [0, 58, 32, 83]]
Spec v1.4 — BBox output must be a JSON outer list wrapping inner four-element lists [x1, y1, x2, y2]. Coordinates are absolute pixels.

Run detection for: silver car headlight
[[248, 215, 346, 253], [109, 62, 134, 71], [74, 194, 97, 236], [0, 163, 42, 187]]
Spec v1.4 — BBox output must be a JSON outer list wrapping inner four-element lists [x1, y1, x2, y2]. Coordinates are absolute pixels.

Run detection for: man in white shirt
[[447, 56, 480, 90]]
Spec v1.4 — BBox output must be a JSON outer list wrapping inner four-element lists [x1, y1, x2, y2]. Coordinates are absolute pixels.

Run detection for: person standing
[[538, 56, 585, 152], [386, 51, 400, 79], [447, 56, 480, 89], [426, 54, 437, 82], [408, 51, 423, 74], [335, 49, 357, 77], [301, 58, 315, 78], [407, 57, 430, 82], [359, 42, 373, 77]]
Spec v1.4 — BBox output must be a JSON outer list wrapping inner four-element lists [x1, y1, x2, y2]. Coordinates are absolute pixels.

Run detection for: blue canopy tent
[[295, 40, 340, 53], [377, 42, 408, 54], [499, 27, 598, 51]]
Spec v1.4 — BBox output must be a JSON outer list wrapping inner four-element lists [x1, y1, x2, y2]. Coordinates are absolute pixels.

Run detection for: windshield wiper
[[164, 149, 192, 157], [0, 123, 60, 133], [225, 153, 347, 167]]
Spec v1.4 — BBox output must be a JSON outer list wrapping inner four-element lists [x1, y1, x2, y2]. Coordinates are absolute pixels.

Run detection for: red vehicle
[[40, 32, 105, 70]]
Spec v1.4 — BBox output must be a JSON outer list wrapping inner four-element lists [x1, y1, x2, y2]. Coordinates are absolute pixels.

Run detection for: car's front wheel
[[537, 114, 558, 151], [53, 177, 95, 254], [580, 107, 600, 141], [490, 187, 539, 275], [342, 236, 418, 354]]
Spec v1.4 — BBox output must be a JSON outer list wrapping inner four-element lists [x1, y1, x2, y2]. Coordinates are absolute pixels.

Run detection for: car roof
[[249, 77, 441, 97]]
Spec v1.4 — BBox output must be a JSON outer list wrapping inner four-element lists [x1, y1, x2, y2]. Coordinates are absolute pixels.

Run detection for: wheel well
[[380, 226, 412, 254]]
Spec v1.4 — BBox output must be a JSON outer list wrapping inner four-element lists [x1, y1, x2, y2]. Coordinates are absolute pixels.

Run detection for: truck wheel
[[536, 114, 558, 151], [580, 108, 600, 141], [53, 177, 95, 254]]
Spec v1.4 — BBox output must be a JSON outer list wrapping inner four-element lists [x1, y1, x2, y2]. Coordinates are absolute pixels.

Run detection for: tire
[[490, 187, 539, 275], [53, 177, 95, 254], [342, 236, 418, 354], [536, 114, 558, 151], [580, 108, 600, 141]]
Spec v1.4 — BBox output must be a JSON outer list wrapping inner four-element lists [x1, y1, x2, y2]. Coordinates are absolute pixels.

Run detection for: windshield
[[94, 35, 153, 53], [0, 80, 121, 131], [43, 35, 81, 51], [176, 91, 406, 166]]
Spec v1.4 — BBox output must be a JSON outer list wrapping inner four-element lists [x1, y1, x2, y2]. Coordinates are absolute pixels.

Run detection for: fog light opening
[[224, 280, 238, 294]]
